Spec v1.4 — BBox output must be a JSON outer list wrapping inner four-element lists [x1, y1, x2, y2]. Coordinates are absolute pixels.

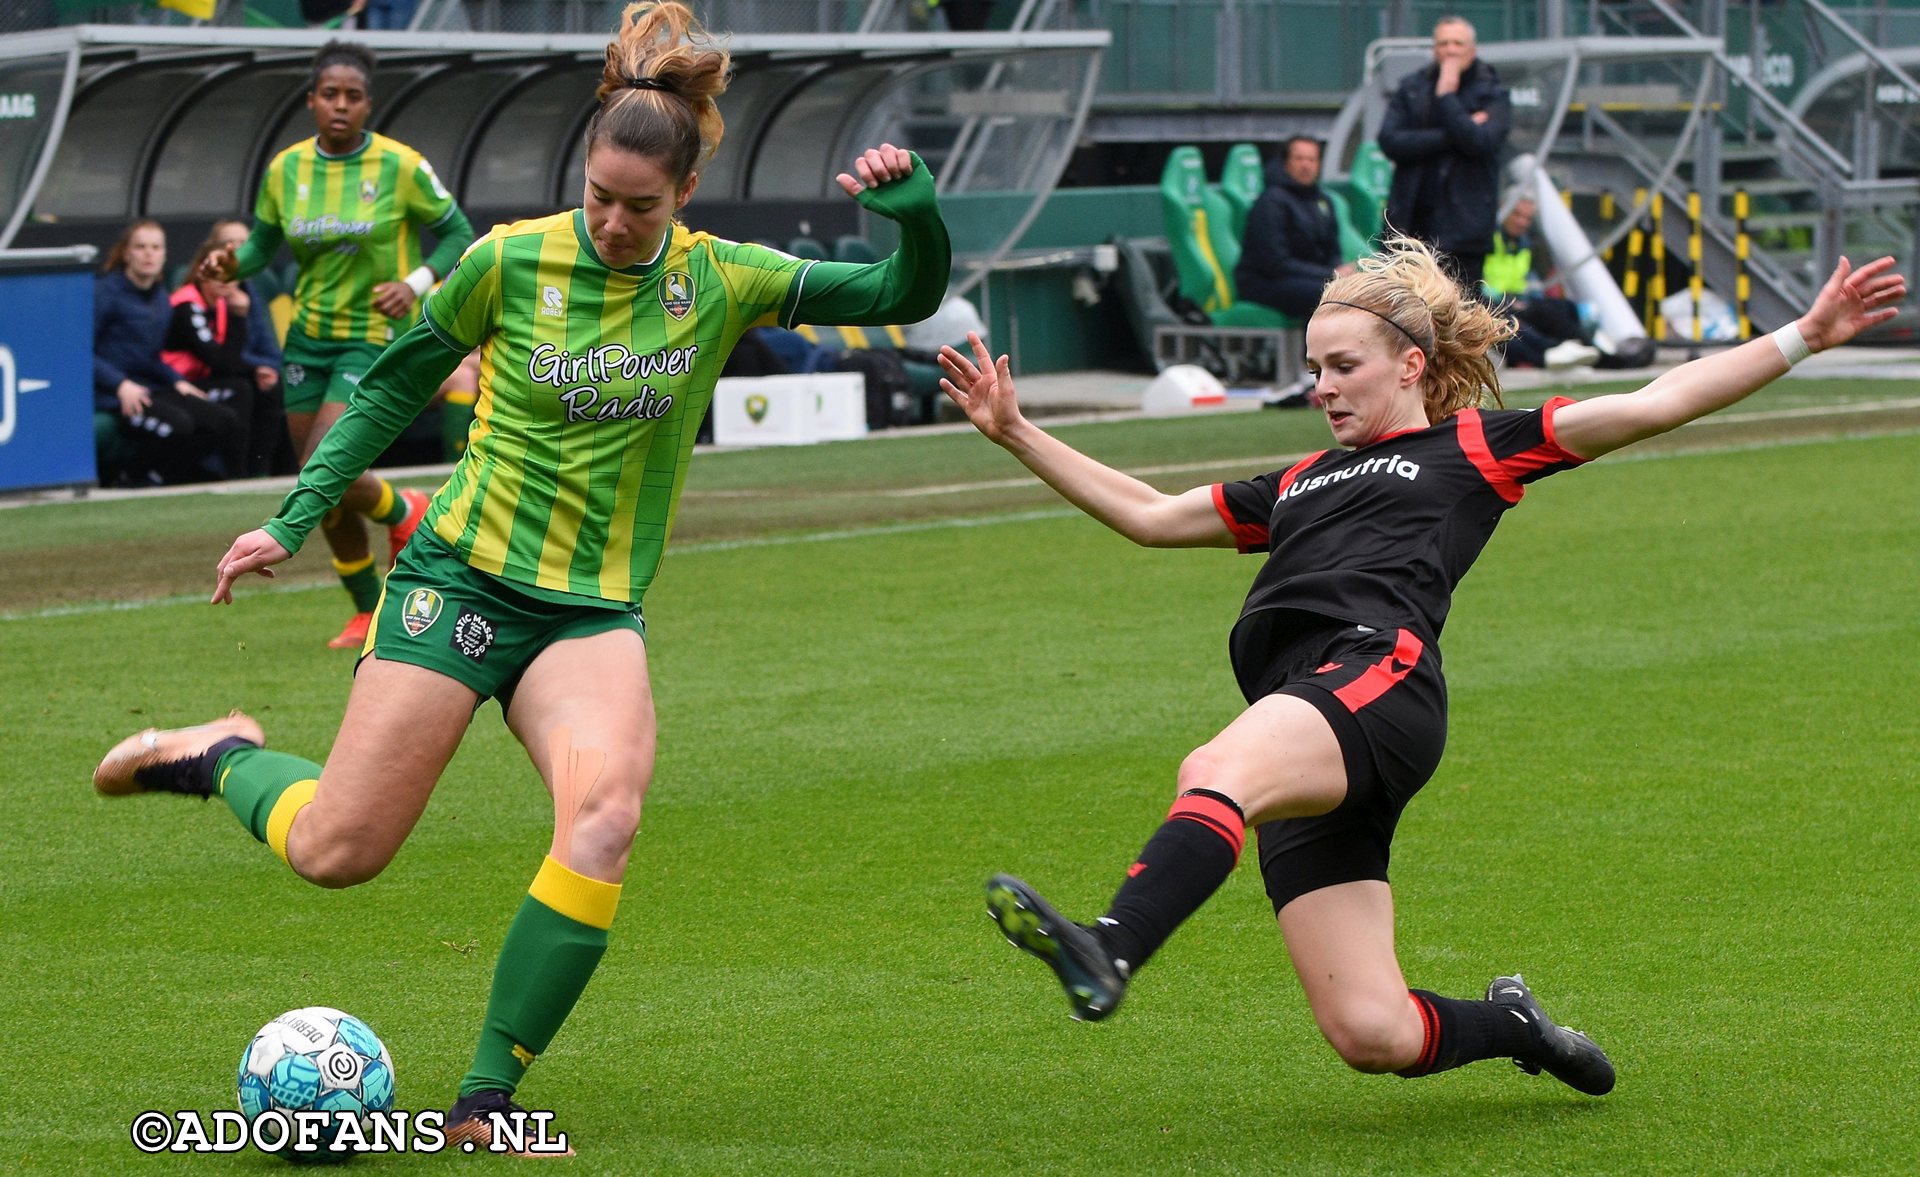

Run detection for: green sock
[[440, 391, 476, 460], [333, 554, 380, 612], [460, 857, 621, 1097], [365, 478, 410, 525], [215, 744, 321, 851]]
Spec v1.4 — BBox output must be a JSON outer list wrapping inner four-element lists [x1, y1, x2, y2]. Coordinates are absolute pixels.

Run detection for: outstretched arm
[[939, 334, 1235, 549], [1554, 256, 1905, 460], [783, 144, 951, 327]]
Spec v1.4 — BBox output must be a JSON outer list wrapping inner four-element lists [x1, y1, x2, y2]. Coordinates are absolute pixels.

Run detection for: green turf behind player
[[98, 0, 951, 1152], [944, 239, 1903, 1096]]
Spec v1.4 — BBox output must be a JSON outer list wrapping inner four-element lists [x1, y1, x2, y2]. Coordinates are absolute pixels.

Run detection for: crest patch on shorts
[[401, 588, 443, 636], [450, 606, 496, 662]]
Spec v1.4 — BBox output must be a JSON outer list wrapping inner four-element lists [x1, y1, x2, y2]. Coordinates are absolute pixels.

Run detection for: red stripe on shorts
[[1330, 628, 1425, 713]]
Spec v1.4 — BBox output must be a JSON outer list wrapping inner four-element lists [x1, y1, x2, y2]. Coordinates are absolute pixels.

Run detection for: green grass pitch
[[3, 386, 1918, 1172]]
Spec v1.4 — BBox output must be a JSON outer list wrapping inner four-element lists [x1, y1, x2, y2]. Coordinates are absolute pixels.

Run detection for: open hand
[[212, 528, 291, 605], [1799, 255, 1906, 352], [937, 332, 1023, 443], [835, 143, 915, 199]]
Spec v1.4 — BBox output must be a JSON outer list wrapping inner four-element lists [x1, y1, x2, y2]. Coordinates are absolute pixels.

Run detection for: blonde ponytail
[[1318, 236, 1514, 421]]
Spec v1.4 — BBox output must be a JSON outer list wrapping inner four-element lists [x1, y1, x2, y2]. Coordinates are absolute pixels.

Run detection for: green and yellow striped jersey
[[261, 154, 951, 609], [418, 210, 808, 602], [252, 132, 462, 344]]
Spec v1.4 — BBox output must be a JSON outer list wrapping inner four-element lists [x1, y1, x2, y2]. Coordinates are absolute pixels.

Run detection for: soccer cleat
[[387, 488, 430, 564], [93, 711, 264, 797], [1486, 973, 1616, 1096], [445, 1089, 574, 1157], [327, 612, 373, 650], [985, 874, 1129, 1022]]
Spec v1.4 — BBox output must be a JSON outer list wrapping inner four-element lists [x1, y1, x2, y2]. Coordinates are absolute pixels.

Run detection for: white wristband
[[402, 266, 436, 298], [1771, 321, 1811, 367]]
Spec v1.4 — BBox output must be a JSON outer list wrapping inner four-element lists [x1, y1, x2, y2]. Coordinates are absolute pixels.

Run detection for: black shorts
[[1236, 612, 1449, 912]]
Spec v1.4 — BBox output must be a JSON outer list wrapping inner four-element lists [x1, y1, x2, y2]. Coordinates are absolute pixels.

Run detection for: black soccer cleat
[[445, 1089, 575, 1157], [985, 874, 1129, 1022], [1486, 973, 1616, 1096]]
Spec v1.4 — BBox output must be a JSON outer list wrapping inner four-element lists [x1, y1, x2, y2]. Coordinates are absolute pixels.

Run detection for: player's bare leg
[[445, 628, 655, 1154], [93, 655, 475, 889]]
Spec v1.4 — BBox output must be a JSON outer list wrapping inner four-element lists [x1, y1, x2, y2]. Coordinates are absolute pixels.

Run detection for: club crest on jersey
[[284, 364, 306, 387], [401, 588, 443, 636], [746, 393, 769, 423], [659, 271, 694, 319], [360, 179, 378, 204]]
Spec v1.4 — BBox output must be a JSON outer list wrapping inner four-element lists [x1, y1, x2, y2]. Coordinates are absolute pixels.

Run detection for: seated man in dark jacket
[[1234, 136, 1354, 320]]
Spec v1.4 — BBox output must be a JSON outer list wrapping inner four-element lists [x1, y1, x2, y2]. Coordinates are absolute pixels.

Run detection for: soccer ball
[[237, 1007, 394, 1157]]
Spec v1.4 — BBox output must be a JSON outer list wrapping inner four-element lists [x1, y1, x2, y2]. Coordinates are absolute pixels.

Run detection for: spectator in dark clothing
[[1378, 16, 1511, 293], [163, 236, 268, 477], [212, 219, 296, 475], [1234, 136, 1356, 321], [93, 220, 244, 486]]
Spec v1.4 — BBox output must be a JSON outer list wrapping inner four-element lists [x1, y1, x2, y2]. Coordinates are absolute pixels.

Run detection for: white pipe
[[1520, 155, 1647, 342]]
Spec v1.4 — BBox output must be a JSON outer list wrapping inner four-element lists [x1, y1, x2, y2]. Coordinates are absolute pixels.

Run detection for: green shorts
[[366, 532, 646, 703], [281, 330, 390, 414]]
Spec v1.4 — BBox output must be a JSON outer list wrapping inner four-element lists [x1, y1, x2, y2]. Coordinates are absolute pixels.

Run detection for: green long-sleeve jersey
[[234, 131, 473, 344], [261, 157, 951, 606]]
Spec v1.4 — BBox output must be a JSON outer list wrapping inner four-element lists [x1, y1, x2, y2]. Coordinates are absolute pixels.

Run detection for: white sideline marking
[[5, 425, 1916, 624]]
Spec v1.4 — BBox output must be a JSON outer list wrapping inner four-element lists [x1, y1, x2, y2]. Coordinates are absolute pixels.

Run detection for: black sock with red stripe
[[1396, 990, 1538, 1077], [1091, 789, 1245, 972]]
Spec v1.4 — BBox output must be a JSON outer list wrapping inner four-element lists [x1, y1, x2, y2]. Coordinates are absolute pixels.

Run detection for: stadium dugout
[[0, 22, 1107, 285]]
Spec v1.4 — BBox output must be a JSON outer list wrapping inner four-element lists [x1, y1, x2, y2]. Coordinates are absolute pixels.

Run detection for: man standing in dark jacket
[[1235, 136, 1354, 320], [1378, 16, 1510, 292]]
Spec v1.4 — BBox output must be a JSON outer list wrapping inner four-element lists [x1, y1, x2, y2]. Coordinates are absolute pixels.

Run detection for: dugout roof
[[0, 23, 1107, 275]]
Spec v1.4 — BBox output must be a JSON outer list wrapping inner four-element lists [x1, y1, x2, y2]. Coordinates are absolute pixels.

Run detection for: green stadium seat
[[786, 236, 829, 261], [1324, 179, 1382, 251], [1217, 143, 1266, 240], [1322, 187, 1373, 264], [1159, 146, 1240, 317], [1347, 139, 1393, 220], [1159, 146, 1294, 330], [832, 235, 878, 264]]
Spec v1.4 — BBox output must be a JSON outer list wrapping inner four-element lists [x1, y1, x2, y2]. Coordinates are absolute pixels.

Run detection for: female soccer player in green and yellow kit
[[207, 40, 475, 648], [97, 1, 950, 1150]]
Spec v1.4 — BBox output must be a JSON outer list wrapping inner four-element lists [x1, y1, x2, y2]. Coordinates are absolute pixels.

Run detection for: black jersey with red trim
[[1213, 397, 1586, 687]]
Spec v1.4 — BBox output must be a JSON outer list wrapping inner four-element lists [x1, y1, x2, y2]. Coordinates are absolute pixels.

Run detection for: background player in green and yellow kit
[[206, 40, 475, 648], [96, 1, 949, 1150]]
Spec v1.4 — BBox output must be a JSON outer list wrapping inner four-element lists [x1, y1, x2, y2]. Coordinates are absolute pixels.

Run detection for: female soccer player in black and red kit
[[940, 238, 1902, 1095]]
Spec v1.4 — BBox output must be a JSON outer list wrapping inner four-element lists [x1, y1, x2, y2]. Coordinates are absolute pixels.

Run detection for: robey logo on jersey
[[527, 341, 699, 422], [1279, 453, 1422, 501]]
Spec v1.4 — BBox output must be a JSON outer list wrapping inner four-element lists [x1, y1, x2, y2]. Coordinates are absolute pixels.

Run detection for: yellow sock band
[[331, 554, 376, 576], [266, 779, 319, 865], [528, 855, 622, 930], [445, 389, 478, 406], [368, 479, 396, 520]]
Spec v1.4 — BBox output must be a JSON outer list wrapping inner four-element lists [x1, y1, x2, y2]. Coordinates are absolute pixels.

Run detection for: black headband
[[1319, 299, 1428, 352], [624, 76, 677, 95]]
